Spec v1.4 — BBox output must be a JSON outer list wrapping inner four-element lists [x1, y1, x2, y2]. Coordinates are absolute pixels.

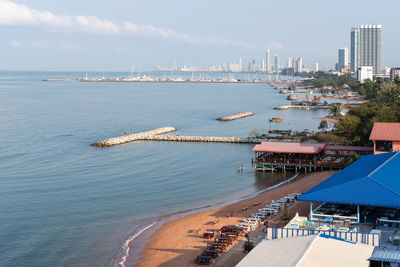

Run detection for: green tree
[[318, 120, 328, 131], [336, 115, 361, 141], [329, 104, 341, 118]]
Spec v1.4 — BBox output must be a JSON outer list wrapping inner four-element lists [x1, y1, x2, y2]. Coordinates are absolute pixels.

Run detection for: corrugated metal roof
[[325, 145, 374, 152], [369, 122, 400, 141], [237, 234, 374, 267], [236, 235, 316, 267], [252, 142, 326, 154], [298, 152, 400, 208], [369, 247, 400, 263], [297, 234, 374, 267]]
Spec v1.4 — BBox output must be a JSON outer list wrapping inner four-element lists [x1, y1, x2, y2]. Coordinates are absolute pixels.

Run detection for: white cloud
[[59, 41, 84, 52], [75, 15, 119, 35], [10, 40, 21, 47], [29, 41, 51, 49], [0, 0, 273, 50]]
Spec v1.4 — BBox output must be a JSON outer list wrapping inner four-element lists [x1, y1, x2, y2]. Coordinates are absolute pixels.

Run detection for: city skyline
[[0, 0, 399, 71]]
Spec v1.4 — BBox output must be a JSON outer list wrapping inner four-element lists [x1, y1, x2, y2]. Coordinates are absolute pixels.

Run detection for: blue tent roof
[[298, 152, 400, 208]]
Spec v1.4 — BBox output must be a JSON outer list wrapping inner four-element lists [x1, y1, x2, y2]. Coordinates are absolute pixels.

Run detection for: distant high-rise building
[[351, 24, 381, 74], [239, 57, 242, 72], [338, 48, 348, 72], [294, 58, 303, 73], [350, 28, 359, 72], [266, 49, 271, 72], [313, 62, 319, 73], [287, 57, 292, 68], [274, 55, 280, 73], [261, 59, 265, 72]]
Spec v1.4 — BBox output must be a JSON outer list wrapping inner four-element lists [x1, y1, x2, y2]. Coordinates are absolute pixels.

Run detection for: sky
[[0, 0, 399, 71]]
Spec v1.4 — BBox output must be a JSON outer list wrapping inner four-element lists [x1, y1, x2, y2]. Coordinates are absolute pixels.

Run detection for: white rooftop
[[236, 234, 374, 267]]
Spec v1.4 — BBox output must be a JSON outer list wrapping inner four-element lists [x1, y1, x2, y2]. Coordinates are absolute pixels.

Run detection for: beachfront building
[[238, 151, 400, 267], [369, 122, 400, 154], [298, 151, 400, 225], [252, 142, 373, 172]]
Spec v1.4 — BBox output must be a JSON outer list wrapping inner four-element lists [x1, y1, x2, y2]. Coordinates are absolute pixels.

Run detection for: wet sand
[[135, 171, 335, 267]]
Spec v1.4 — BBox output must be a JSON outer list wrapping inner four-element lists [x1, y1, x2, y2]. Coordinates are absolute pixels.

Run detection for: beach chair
[[202, 249, 218, 258], [194, 255, 212, 265]]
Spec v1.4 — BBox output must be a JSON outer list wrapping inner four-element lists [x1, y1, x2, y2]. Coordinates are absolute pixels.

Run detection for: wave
[[116, 172, 301, 266], [118, 221, 158, 267]]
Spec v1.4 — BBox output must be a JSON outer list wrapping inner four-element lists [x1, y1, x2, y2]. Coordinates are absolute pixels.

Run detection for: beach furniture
[[203, 231, 214, 239], [243, 218, 260, 225], [220, 225, 243, 234], [208, 242, 227, 249], [236, 223, 256, 231], [194, 255, 213, 265], [222, 231, 238, 239], [251, 214, 267, 221], [216, 236, 233, 243], [202, 249, 218, 258], [252, 212, 269, 219]]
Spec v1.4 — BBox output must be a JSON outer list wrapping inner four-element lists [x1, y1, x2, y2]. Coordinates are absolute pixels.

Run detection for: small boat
[[269, 117, 284, 122], [268, 129, 292, 135]]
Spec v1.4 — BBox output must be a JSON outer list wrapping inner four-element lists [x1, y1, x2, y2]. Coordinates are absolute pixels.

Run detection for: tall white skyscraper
[[338, 48, 349, 72], [266, 49, 271, 73], [351, 24, 381, 74], [313, 62, 319, 73], [287, 57, 293, 68], [294, 58, 303, 73], [274, 54, 280, 73], [350, 28, 359, 72]]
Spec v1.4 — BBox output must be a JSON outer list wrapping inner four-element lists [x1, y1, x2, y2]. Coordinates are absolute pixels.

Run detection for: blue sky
[[0, 0, 399, 71]]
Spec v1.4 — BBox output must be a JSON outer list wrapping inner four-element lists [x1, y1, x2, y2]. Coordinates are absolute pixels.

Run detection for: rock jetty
[[217, 112, 254, 121], [138, 135, 264, 143], [92, 127, 177, 147]]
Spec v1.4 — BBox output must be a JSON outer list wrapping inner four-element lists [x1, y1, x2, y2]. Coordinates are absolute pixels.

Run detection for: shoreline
[[117, 173, 300, 266], [125, 171, 335, 267]]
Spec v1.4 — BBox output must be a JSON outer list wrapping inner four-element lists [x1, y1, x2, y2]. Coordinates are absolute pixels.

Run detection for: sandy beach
[[135, 171, 336, 267]]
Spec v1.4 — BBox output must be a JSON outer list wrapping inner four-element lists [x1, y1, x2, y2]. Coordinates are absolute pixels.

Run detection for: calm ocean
[[0, 71, 328, 266]]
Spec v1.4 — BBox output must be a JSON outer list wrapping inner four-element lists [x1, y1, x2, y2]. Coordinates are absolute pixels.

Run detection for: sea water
[[0, 71, 328, 266]]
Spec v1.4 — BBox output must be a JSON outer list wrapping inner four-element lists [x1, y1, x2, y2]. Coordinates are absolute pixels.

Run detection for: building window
[[375, 141, 393, 152]]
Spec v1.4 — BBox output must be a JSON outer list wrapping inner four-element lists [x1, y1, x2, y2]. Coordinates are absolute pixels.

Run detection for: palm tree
[[329, 104, 341, 118]]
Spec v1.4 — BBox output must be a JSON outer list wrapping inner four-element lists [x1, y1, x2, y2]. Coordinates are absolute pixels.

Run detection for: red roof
[[325, 145, 374, 152], [369, 122, 400, 141], [252, 142, 326, 154]]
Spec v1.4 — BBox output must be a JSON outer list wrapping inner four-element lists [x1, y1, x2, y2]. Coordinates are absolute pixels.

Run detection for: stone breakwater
[[138, 135, 264, 143], [91, 127, 177, 147], [216, 112, 254, 121]]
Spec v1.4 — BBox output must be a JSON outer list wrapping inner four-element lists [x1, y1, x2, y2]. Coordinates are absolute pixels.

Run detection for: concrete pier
[[92, 127, 177, 147], [217, 112, 254, 121]]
